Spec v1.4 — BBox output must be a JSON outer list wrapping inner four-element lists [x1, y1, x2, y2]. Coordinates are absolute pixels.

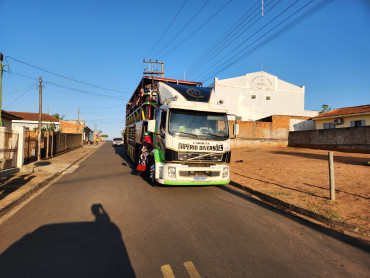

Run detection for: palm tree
[[51, 113, 65, 120], [319, 104, 331, 114]]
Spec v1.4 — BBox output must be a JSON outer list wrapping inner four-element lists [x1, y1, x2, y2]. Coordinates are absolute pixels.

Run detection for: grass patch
[[324, 208, 341, 219], [307, 204, 319, 212], [271, 192, 292, 197], [351, 215, 370, 221]]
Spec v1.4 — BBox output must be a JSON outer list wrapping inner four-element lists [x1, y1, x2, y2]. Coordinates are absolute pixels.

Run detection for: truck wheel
[[149, 158, 158, 187]]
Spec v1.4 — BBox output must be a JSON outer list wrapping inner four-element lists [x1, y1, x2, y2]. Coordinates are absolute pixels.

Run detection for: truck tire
[[149, 157, 158, 187]]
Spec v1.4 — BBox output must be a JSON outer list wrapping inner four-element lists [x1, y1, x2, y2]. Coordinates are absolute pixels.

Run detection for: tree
[[319, 104, 331, 114], [51, 113, 65, 120]]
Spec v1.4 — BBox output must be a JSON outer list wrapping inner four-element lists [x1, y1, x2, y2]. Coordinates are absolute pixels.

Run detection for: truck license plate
[[194, 177, 206, 182]]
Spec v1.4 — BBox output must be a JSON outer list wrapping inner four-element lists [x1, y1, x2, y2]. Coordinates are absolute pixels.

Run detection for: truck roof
[[130, 76, 202, 100]]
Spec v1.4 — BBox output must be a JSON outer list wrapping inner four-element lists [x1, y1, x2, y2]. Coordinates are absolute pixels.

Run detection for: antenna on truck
[[143, 59, 164, 77]]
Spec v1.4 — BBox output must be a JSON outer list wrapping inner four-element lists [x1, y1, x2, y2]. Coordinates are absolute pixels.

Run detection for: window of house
[[350, 120, 366, 127], [266, 96, 271, 100], [251, 95, 256, 99], [323, 123, 336, 129]]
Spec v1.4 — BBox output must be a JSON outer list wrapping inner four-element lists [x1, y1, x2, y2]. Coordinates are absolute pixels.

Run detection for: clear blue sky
[[1, 0, 369, 138]]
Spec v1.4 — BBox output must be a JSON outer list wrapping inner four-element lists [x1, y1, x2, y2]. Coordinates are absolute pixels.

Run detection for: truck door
[[156, 108, 167, 153]]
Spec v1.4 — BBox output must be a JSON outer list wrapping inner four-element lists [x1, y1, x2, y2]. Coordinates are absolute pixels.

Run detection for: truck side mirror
[[233, 124, 239, 136], [148, 120, 156, 133]]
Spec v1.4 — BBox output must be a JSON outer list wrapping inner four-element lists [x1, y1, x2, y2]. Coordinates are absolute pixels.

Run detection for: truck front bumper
[[155, 162, 230, 185]]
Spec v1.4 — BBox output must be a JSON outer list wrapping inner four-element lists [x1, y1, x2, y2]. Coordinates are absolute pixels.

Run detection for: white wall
[[12, 120, 60, 130], [212, 71, 317, 121], [289, 119, 316, 131], [2, 118, 13, 129]]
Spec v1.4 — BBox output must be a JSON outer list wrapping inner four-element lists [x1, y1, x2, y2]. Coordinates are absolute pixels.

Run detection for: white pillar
[[14, 126, 26, 168], [0, 127, 5, 169]]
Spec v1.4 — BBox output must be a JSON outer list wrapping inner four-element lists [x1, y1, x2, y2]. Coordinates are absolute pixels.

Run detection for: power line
[[3, 83, 37, 96], [199, 0, 334, 83], [153, 0, 210, 58], [159, 0, 233, 59], [197, 0, 306, 81], [5, 70, 129, 99], [6, 56, 125, 94], [44, 81, 126, 99], [190, 0, 282, 79], [145, 0, 188, 58], [186, 0, 261, 74], [4, 84, 36, 109], [81, 104, 123, 110], [5, 71, 39, 81]]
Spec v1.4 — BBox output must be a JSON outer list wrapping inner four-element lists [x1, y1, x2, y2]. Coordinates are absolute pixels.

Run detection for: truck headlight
[[168, 167, 176, 178], [222, 167, 229, 178]]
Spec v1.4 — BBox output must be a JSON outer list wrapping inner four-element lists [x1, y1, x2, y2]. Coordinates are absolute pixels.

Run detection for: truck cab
[[147, 82, 237, 185]]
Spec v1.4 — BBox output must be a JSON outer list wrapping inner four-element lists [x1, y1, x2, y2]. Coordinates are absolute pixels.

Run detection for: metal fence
[[53, 133, 82, 154], [24, 130, 38, 163], [23, 131, 82, 164], [0, 128, 19, 170]]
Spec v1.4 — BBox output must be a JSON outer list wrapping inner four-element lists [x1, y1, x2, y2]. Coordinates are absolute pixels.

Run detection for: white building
[[8, 111, 60, 131], [210, 71, 318, 121]]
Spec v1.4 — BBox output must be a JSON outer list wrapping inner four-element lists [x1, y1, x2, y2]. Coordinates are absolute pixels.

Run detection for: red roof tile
[[6, 111, 60, 122], [313, 105, 370, 119], [1, 110, 22, 120]]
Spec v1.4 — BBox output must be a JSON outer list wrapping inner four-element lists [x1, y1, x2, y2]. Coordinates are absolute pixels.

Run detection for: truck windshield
[[169, 109, 229, 139]]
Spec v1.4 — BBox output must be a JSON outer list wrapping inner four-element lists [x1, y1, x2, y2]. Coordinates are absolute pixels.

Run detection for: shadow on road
[[113, 146, 138, 174], [217, 184, 370, 253], [0, 204, 136, 278]]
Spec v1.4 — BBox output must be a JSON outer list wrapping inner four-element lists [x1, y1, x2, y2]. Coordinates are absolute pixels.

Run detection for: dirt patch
[[230, 147, 370, 229]]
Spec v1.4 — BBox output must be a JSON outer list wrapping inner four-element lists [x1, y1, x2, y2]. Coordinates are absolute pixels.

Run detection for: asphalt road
[[0, 143, 369, 278]]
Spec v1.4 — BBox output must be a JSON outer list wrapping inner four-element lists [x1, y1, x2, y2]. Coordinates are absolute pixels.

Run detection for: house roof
[[6, 111, 60, 122], [1, 110, 22, 120], [313, 105, 370, 120]]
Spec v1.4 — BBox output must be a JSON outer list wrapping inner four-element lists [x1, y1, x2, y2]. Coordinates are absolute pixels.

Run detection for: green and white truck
[[124, 76, 238, 186]]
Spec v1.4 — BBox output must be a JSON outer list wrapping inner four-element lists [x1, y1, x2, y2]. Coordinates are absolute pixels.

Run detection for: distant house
[[313, 105, 370, 129], [6, 111, 60, 131], [210, 71, 318, 121], [60, 120, 93, 144], [1, 110, 22, 129]]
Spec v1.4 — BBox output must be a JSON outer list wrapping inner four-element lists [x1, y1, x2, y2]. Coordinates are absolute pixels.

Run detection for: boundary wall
[[288, 126, 370, 153], [230, 115, 310, 148]]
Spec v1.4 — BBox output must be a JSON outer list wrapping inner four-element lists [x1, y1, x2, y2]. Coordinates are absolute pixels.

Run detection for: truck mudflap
[[154, 162, 230, 185]]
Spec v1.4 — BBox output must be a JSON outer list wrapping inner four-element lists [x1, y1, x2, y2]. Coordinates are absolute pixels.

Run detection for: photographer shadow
[[0, 204, 136, 278]]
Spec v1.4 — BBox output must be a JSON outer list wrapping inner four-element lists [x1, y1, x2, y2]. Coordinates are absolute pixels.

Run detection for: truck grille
[[178, 152, 222, 162], [179, 171, 220, 177]]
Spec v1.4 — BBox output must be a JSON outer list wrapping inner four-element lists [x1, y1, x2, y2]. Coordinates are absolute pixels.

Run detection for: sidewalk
[[0, 143, 104, 217]]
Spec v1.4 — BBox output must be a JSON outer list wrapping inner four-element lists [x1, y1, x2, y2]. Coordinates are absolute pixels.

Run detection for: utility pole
[[143, 59, 164, 77], [0, 53, 9, 127], [37, 76, 43, 161]]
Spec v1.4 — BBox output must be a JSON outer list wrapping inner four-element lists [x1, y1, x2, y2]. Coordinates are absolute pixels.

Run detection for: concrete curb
[[0, 167, 20, 179], [0, 173, 59, 218], [229, 180, 370, 238], [0, 143, 105, 218]]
